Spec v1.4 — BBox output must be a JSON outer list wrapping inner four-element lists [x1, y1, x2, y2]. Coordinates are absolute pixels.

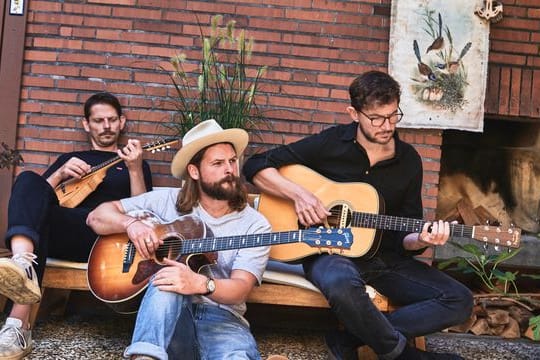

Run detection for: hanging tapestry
[[388, 0, 490, 132]]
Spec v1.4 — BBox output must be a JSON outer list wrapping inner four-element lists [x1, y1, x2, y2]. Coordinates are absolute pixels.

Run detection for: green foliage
[[166, 15, 267, 138], [530, 315, 540, 340], [0, 142, 23, 169], [438, 241, 523, 295]]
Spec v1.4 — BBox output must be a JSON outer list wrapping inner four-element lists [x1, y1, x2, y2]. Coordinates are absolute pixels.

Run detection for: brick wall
[[15, 0, 538, 219], [486, 1, 540, 119]]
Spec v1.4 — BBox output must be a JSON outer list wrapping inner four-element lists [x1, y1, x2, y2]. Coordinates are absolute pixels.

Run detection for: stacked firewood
[[448, 296, 538, 340]]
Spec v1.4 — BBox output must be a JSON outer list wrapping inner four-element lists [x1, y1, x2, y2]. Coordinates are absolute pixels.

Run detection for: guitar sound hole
[[154, 237, 180, 263], [328, 205, 352, 228], [296, 204, 352, 229]]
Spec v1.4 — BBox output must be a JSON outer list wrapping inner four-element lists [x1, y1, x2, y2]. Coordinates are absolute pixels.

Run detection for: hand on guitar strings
[[293, 187, 331, 227], [125, 217, 162, 259], [152, 258, 207, 295], [57, 157, 92, 181], [118, 139, 144, 169]]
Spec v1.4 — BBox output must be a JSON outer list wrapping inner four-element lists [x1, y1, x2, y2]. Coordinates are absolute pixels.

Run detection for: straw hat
[[171, 119, 249, 179]]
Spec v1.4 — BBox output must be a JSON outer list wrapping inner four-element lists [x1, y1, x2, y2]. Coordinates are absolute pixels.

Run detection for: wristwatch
[[203, 277, 216, 296]]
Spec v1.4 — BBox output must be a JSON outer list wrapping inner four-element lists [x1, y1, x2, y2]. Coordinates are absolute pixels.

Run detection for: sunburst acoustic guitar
[[87, 210, 353, 313], [55, 137, 178, 208], [257, 165, 522, 262]]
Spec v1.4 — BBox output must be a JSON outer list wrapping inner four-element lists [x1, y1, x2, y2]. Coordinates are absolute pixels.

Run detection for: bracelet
[[124, 217, 140, 231]]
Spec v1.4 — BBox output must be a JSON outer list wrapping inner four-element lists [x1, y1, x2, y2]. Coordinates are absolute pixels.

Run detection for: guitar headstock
[[472, 224, 521, 249], [302, 227, 353, 251], [143, 137, 179, 153]]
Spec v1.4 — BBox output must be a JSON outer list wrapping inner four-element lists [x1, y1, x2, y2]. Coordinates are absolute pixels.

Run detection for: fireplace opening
[[436, 119, 540, 236]]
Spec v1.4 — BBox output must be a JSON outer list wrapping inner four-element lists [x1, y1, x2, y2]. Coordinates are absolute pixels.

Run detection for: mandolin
[[257, 165, 522, 261], [55, 137, 178, 208], [86, 210, 353, 313]]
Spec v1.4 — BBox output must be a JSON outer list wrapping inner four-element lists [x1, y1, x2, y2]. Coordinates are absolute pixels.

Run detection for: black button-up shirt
[[243, 122, 424, 257]]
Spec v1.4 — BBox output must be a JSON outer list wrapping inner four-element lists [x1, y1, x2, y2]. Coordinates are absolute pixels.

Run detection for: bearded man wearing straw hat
[[87, 119, 272, 360]]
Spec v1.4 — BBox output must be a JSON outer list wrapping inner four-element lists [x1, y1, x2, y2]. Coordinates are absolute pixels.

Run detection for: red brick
[[28, 0, 62, 11], [63, 3, 112, 16], [58, 53, 107, 65]]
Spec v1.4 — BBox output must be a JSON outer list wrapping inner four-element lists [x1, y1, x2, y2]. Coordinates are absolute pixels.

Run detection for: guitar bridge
[[122, 242, 136, 273]]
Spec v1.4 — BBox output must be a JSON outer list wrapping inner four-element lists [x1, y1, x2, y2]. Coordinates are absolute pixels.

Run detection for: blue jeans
[[303, 254, 473, 360], [5, 171, 96, 281], [124, 282, 261, 360]]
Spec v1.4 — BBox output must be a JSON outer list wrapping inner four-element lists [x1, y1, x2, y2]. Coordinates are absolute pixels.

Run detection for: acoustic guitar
[[55, 137, 178, 208], [257, 165, 522, 262], [86, 210, 353, 313]]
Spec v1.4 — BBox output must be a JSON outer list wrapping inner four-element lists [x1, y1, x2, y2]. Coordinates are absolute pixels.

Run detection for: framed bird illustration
[[388, 0, 490, 132]]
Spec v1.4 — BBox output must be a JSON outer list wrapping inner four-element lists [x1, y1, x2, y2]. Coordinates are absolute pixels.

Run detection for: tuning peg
[[494, 245, 500, 252], [151, 150, 156, 154], [483, 242, 489, 251]]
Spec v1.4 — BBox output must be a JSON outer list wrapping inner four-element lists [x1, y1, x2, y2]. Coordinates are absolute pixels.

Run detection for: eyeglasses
[[357, 107, 404, 127]]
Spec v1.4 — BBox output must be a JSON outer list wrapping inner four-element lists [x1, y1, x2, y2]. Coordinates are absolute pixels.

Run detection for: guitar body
[[258, 165, 384, 261], [87, 212, 214, 313], [56, 168, 106, 208]]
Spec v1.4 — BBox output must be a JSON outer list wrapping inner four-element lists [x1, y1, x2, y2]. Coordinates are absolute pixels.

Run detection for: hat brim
[[171, 128, 249, 179]]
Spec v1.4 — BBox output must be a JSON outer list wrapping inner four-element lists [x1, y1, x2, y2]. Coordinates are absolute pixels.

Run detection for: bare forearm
[[253, 168, 302, 201], [128, 169, 147, 196], [86, 201, 132, 235]]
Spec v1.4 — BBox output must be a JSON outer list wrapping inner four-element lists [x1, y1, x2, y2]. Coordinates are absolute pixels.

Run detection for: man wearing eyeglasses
[[242, 71, 472, 360]]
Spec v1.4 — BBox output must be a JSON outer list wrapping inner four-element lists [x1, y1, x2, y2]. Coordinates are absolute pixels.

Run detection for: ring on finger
[[144, 238, 152, 244]]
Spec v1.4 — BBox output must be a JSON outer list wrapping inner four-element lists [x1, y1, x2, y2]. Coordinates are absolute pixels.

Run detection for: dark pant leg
[[5, 171, 97, 281], [370, 256, 474, 338], [303, 255, 406, 357]]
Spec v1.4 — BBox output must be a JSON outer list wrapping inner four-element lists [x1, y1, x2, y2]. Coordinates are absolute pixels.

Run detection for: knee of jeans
[[445, 283, 474, 323], [319, 269, 365, 301]]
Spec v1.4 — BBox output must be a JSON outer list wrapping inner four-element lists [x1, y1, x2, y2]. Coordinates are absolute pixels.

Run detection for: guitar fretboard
[[180, 231, 305, 255], [351, 212, 474, 238]]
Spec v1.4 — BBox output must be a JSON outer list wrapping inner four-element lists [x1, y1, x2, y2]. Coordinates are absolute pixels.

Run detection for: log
[[448, 313, 477, 333], [486, 309, 510, 326], [500, 317, 521, 339], [470, 318, 491, 335]]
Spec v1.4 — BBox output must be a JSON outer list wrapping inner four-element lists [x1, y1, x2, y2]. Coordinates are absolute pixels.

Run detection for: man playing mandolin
[[86, 119, 271, 360], [243, 71, 473, 360], [0, 92, 152, 359]]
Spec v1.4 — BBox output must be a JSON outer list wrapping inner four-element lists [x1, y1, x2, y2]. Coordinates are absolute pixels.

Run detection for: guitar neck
[[180, 230, 309, 255], [351, 212, 474, 238]]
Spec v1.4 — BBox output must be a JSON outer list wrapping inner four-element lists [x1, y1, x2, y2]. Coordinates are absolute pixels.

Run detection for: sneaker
[[0, 253, 41, 304], [396, 345, 464, 360], [0, 317, 32, 360], [324, 331, 358, 360]]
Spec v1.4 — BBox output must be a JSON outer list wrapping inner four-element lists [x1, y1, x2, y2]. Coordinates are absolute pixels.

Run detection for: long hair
[[176, 143, 248, 214]]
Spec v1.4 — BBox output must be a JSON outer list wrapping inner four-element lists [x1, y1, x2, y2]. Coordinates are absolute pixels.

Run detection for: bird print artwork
[[409, 9, 473, 112], [426, 13, 444, 53], [413, 40, 436, 81]]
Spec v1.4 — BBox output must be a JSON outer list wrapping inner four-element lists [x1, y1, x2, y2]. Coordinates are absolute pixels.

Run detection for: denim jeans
[[5, 171, 96, 281], [303, 254, 473, 360], [124, 282, 261, 360]]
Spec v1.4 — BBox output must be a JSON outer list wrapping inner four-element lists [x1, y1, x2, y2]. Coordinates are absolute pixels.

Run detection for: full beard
[[199, 175, 244, 201]]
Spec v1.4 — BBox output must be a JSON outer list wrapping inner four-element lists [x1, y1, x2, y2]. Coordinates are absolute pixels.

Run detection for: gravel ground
[[6, 313, 535, 360]]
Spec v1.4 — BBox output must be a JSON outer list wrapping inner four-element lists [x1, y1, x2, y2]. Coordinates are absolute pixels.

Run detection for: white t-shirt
[[120, 187, 271, 318]]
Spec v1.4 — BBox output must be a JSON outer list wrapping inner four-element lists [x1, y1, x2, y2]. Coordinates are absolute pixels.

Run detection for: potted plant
[[166, 15, 268, 140], [0, 142, 23, 170]]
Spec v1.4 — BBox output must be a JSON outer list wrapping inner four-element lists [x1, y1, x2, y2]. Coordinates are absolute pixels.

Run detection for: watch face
[[207, 278, 216, 293]]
